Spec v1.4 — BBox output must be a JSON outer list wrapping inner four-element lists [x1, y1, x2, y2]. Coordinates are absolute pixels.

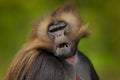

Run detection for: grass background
[[0, 0, 120, 80]]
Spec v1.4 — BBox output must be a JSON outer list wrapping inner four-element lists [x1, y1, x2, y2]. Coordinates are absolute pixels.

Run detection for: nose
[[56, 34, 61, 37]]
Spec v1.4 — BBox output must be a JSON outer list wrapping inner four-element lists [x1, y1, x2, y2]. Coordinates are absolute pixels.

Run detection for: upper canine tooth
[[65, 44, 66, 47], [65, 45, 67, 47]]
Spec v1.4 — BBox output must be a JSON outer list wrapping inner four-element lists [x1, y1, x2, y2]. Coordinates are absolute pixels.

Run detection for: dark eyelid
[[49, 26, 66, 32], [48, 21, 67, 32], [59, 21, 67, 26]]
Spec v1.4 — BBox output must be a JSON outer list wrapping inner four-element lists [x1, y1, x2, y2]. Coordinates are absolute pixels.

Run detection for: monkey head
[[29, 3, 89, 59]]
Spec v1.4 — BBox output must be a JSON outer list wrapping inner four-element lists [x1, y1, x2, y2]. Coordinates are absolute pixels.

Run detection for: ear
[[52, 3, 75, 16], [78, 24, 90, 39]]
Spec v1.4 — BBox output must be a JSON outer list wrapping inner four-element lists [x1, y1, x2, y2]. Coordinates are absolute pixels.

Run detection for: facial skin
[[48, 21, 76, 59]]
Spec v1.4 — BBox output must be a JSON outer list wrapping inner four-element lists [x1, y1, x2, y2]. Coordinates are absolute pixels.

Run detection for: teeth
[[64, 45, 66, 47], [65, 44, 67, 47], [57, 47, 59, 50], [56, 43, 69, 50]]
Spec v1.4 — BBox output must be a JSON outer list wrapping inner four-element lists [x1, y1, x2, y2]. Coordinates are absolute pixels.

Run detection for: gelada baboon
[[5, 3, 99, 80]]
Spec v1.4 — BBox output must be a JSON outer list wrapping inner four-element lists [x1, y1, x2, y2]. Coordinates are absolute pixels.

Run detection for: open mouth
[[55, 42, 72, 59], [56, 43, 69, 50]]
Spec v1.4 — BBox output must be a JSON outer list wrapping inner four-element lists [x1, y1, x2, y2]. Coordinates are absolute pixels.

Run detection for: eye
[[48, 21, 67, 33]]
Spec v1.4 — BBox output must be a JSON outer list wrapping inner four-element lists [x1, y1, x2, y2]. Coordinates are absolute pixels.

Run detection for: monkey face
[[30, 4, 89, 59], [46, 3, 89, 59], [48, 20, 76, 59]]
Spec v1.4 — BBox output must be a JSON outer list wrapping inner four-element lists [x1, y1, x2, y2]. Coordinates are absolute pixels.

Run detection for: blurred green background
[[0, 0, 120, 80]]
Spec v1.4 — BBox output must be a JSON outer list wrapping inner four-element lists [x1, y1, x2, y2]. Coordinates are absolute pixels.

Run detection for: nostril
[[56, 34, 61, 37], [59, 34, 61, 36]]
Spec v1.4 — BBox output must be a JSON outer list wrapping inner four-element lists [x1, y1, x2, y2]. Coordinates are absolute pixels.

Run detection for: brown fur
[[4, 3, 89, 80]]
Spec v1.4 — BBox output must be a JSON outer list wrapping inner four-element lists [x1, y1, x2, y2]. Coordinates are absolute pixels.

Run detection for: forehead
[[51, 12, 80, 27], [37, 12, 80, 31]]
